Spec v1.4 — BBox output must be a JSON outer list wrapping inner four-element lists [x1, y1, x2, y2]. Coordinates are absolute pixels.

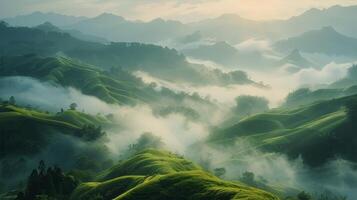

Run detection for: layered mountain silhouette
[[3, 11, 87, 27], [66, 13, 187, 43], [35, 22, 108, 43], [277, 49, 313, 69], [4, 5, 357, 44], [274, 26, 357, 57]]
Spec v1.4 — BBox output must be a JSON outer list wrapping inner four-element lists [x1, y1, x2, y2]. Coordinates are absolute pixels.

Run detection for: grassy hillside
[[0, 54, 156, 105], [0, 55, 218, 123], [97, 149, 201, 181], [210, 94, 357, 166], [70, 149, 280, 200], [0, 103, 110, 158], [283, 86, 357, 108]]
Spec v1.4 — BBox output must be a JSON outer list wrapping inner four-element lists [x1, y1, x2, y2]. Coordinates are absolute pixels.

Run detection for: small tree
[[297, 191, 312, 200], [9, 96, 16, 105], [214, 168, 226, 178], [241, 171, 256, 185], [235, 95, 269, 117], [69, 103, 78, 110], [346, 100, 357, 121]]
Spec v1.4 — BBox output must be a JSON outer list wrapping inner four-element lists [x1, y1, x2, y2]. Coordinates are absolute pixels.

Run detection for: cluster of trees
[[284, 191, 347, 200], [76, 125, 105, 141], [235, 95, 269, 117], [16, 161, 78, 200], [124, 132, 164, 157], [0, 96, 16, 105], [213, 168, 226, 178], [346, 99, 357, 121]]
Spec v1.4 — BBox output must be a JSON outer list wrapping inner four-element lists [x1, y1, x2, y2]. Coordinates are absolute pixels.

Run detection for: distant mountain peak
[[94, 13, 125, 21], [151, 18, 165, 23], [217, 14, 244, 21], [321, 26, 337, 32], [279, 49, 312, 68], [286, 49, 303, 60], [35, 21, 62, 32]]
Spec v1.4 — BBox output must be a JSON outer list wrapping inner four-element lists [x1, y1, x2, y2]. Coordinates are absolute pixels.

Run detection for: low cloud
[[293, 62, 351, 86], [0, 76, 113, 114]]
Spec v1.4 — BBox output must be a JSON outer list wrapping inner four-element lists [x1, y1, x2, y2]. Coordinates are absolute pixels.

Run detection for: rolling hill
[[67, 13, 188, 43], [35, 22, 108, 44], [274, 26, 357, 57], [70, 149, 280, 200], [0, 103, 110, 158], [0, 54, 154, 105], [0, 22, 257, 86], [2, 11, 87, 27], [330, 65, 357, 89], [283, 86, 357, 108], [209, 94, 357, 166]]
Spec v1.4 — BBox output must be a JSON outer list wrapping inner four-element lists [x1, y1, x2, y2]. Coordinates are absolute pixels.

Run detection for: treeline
[[16, 161, 78, 200]]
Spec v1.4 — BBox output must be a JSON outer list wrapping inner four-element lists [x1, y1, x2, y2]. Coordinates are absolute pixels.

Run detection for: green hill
[[0, 103, 110, 158], [210, 94, 357, 166], [283, 85, 357, 108], [0, 22, 256, 86], [0, 54, 155, 105], [70, 149, 280, 200], [97, 149, 201, 181], [0, 55, 217, 121]]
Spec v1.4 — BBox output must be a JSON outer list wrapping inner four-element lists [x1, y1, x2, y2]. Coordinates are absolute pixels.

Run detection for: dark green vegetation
[[0, 101, 114, 195], [210, 94, 357, 166], [234, 95, 269, 117], [69, 149, 279, 200], [283, 65, 357, 107], [0, 102, 109, 158], [0, 54, 155, 105], [0, 54, 216, 122], [16, 161, 78, 200], [283, 86, 357, 108], [330, 65, 357, 88]]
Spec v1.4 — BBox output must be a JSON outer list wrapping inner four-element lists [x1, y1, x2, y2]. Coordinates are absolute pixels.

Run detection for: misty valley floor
[[1, 2, 357, 200]]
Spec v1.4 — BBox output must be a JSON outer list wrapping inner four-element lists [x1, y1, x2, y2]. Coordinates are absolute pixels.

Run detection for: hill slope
[[0, 55, 155, 105], [0, 22, 257, 86], [67, 13, 188, 43], [97, 149, 201, 181], [0, 103, 110, 158], [70, 149, 279, 200], [3, 12, 87, 27], [210, 94, 357, 166], [274, 26, 357, 57]]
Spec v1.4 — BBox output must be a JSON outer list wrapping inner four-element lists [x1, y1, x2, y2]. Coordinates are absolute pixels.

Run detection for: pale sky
[[1, 0, 357, 22]]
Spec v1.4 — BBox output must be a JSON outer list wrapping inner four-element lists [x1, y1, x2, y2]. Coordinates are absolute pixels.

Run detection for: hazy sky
[[1, 0, 357, 21]]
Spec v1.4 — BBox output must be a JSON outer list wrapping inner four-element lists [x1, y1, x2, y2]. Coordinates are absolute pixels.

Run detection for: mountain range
[[4, 5, 357, 44], [274, 26, 357, 57]]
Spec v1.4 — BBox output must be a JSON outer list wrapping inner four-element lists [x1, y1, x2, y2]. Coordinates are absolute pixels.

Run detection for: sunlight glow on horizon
[[1, 0, 357, 22]]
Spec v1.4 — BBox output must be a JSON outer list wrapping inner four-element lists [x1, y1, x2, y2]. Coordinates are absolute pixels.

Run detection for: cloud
[[293, 62, 351, 86], [0, 76, 211, 155], [187, 140, 357, 199], [0, 76, 112, 114], [235, 38, 273, 52]]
